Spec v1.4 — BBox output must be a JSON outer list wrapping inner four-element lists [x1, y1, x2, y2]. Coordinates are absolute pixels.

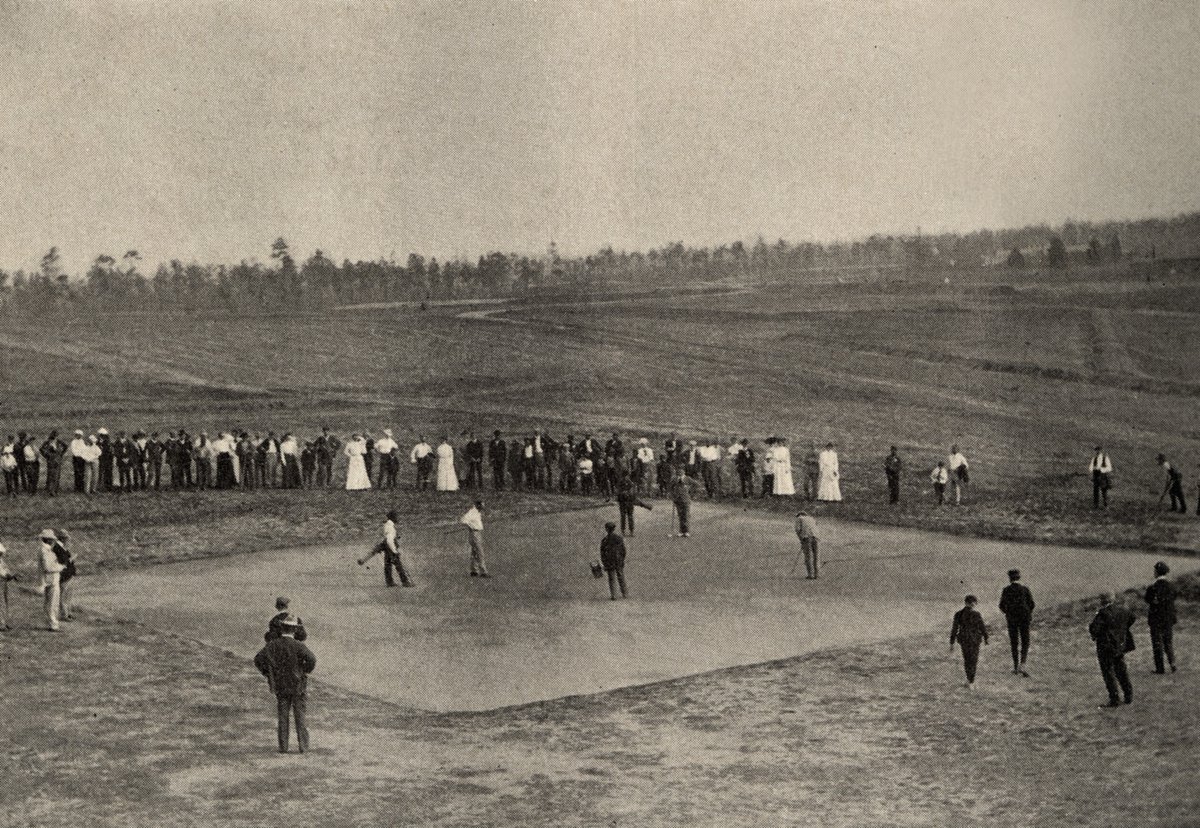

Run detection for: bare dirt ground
[[77, 502, 1195, 711]]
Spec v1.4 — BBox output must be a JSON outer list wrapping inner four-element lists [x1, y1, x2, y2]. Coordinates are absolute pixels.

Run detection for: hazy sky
[[1, 0, 1198, 274]]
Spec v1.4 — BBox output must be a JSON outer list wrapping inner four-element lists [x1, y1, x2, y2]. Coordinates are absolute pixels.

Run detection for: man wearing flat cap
[[1144, 561, 1177, 674], [1088, 592, 1135, 708], [255, 614, 317, 753]]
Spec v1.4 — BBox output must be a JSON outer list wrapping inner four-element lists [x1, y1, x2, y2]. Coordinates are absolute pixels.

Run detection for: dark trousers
[[1006, 615, 1031, 669], [580, 475, 593, 495], [24, 460, 39, 494], [887, 472, 900, 504], [132, 463, 146, 491], [1150, 622, 1175, 672], [380, 457, 398, 488], [1168, 481, 1187, 512], [417, 457, 433, 489], [738, 470, 753, 498], [1092, 472, 1109, 508], [674, 500, 690, 535], [934, 483, 946, 504], [761, 474, 774, 498], [284, 457, 301, 489], [73, 457, 86, 492], [619, 501, 635, 534], [606, 565, 627, 600], [802, 537, 819, 578], [960, 640, 981, 683], [382, 546, 412, 587], [100, 459, 113, 490], [317, 460, 333, 487], [1097, 650, 1133, 703], [149, 459, 162, 489], [466, 460, 483, 488], [491, 463, 505, 490], [3, 470, 17, 496], [275, 693, 309, 752], [45, 461, 61, 495], [118, 465, 133, 492]]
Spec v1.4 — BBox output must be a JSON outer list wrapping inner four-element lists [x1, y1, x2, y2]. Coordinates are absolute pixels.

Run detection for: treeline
[[2, 212, 1198, 314]]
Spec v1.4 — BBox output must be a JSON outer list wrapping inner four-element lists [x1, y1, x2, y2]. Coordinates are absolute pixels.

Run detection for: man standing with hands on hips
[[1089, 446, 1112, 509], [460, 499, 490, 578], [255, 615, 316, 753]]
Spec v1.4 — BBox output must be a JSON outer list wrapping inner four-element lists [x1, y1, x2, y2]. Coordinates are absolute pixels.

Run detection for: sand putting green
[[78, 501, 1194, 711]]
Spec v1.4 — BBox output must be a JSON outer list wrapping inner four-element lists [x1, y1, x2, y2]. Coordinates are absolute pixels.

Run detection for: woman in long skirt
[[772, 437, 796, 496], [435, 437, 459, 492], [344, 434, 372, 491], [817, 442, 842, 502]]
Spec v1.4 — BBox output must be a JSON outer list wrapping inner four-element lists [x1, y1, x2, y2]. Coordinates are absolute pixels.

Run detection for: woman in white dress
[[772, 437, 796, 496], [817, 442, 842, 501], [344, 433, 372, 490], [435, 436, 459, 492]]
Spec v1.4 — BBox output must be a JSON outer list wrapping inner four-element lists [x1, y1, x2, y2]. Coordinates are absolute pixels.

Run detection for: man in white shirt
[[375, 429, 399, 488], [460, 500, 489, 577], [1089, 446, 1113, 509], [39, 529, 64, 631], [947, 445, 969, 505], [69, 430, 89, 494], [635, 438, 656, 496], [357, 509, 413, 587], [410, 436, 433, 490], [279, 433, 300, 489]]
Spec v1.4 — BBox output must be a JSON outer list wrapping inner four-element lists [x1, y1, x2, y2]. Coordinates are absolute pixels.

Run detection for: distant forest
[[2, 212, 1198, 313]]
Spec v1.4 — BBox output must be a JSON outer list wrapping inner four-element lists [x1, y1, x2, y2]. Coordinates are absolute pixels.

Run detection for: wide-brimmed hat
[[73, 429, 84, 436], [97, 427, 108, 436], [383, 429, 393, 437], [39, 528, 57, 540], [279, 614, 299, 627]]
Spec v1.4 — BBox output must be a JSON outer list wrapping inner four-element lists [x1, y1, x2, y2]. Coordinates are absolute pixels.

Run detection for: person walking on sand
[[600, 521, 628, 600], [999, 569, 1035, 676], [1144, 561, 1177, 674], [1089, 592, 1135, 708], [357, 510, 414, 587], [460, 500, 489, 577], [254, 615, 316, 753], [950, 595, 988, 689]]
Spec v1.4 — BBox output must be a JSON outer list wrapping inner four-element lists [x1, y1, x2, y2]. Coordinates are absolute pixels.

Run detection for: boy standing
[[950, 595, 988, 688], [930, 462, 949, 505]]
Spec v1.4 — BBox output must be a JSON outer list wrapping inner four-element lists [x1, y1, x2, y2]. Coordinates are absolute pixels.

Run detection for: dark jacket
[[489, 438, 507, 465], [600, 533, 626, 570], [465, 439, 484, 462], [264, 611, 308, 642], [254, 635, 316, 697], [1144, 579, 1177, 627], [999, 583, 1036, 620], [950, 607, 988, 647], [1089, 604, 1135, 655]]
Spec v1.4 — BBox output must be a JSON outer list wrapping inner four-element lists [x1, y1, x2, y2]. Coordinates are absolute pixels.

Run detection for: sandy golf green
[[79, 501, 1193, 711]]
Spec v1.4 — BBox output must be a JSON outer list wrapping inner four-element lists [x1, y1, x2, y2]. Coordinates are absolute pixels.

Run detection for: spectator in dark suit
[[146, 432, 165, 489], [40, 431, 67, 497], [999, 569, 1035, 676], [254, 615, 316, 753], [950, 595, 988, 688], [1144, 561, 1177, 674], [464, 432, 484, 488], [1089, 592, 1135, 708], [488, 430, 507, 490], [884, 445, 903, 505]]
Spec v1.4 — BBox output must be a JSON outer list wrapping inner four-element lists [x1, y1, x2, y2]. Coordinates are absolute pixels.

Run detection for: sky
[[1, 0, 1198, 275]]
